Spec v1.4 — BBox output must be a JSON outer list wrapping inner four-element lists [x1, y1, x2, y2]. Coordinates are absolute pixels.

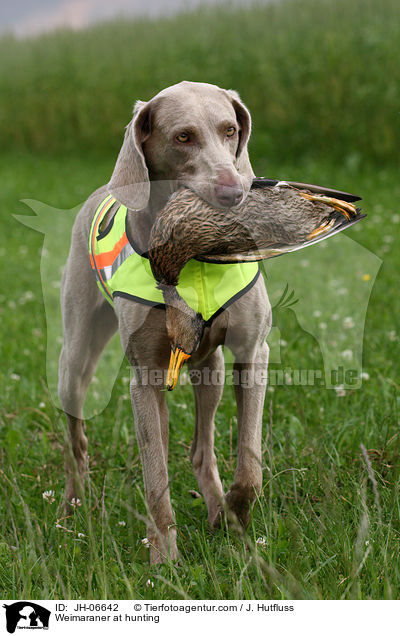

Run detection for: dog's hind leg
[[189, 347, 225, 525], [58, 247, 117, 504]]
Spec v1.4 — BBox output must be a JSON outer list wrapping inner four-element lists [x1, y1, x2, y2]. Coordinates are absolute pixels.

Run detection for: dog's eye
[[226, 127, 236, 137], [176, 133, 190, 143]]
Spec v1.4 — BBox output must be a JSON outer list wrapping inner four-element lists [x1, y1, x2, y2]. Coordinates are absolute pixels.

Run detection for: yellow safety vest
[[89, 194, 260, 323]]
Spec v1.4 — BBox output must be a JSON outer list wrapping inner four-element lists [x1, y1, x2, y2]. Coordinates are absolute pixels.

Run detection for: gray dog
[[59, 81, 271, 564]]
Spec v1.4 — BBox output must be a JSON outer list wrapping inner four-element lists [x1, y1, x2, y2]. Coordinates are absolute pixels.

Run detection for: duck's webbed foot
[[307, 218, 336, 240], [299, 192, 357, 220]]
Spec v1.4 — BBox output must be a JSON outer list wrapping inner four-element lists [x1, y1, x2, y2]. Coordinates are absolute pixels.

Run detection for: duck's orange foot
[[299, 192, 357, 220], [307, 218, 336, 240]]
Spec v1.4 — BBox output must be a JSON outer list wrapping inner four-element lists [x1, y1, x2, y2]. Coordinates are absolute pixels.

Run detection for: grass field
[[1, 0, 400, 601], [1, 152, 399, 600], [0, 0, 399, 166]]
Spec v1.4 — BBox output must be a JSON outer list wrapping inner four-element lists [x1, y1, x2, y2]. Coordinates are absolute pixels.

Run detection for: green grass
[[1, 0, 400, 600], [0, 151, 399, 599], [0, 0, 399, 166]]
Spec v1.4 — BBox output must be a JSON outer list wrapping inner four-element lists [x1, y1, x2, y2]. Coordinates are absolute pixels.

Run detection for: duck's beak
[[166, 347, 191, 391]]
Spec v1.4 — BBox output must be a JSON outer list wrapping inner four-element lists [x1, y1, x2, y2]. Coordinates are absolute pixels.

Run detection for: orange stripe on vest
[[94, 232, 129, 269]]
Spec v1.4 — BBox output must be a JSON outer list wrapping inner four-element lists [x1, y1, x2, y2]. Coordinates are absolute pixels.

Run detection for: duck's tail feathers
[[199, 209, 366, 264], [251, 178, 362, 203]]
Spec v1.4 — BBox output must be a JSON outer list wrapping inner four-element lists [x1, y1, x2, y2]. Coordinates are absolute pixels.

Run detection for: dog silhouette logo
[[3, 602, 50, 633]]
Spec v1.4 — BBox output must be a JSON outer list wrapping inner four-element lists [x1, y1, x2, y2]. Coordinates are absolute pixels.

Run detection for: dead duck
[[147, 179, 365, 390]]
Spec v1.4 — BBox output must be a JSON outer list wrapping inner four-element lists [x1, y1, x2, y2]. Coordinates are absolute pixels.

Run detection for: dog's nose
[[214, 172, 243, 207], [215, 184, 243, 207]]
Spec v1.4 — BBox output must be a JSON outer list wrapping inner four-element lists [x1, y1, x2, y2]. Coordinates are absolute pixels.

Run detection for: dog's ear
[[225, 89, 255, 184], [107, 100, 152, 210]]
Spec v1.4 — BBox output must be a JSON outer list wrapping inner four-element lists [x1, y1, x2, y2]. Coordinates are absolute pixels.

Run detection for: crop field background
[[0, 0, 400, 600]]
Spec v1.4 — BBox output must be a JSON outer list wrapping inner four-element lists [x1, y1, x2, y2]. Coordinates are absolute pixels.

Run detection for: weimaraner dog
[[59, 81, 271, 564]]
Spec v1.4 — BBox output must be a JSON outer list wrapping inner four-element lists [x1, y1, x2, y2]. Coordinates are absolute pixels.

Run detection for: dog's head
[[107, 81, 254, 210]]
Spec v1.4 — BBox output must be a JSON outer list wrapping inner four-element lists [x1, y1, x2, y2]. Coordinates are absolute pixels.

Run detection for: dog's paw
[[148, 527, 179, 566], [210, 486, 254, 531]]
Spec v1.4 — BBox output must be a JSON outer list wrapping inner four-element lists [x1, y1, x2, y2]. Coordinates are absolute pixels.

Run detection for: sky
[[0, 0, 254, 37]]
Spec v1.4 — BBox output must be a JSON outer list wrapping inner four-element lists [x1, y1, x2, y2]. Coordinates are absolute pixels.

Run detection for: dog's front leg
[[189, 347, 225, 525], [130, 379, 177, 565], [115, 300, 177, 564], [214, 341, 269, 529]]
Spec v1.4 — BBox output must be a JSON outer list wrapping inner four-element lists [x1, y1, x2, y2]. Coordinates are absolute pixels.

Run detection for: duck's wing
[[197, 208, 367, 264], [251, 178, 362, 203]]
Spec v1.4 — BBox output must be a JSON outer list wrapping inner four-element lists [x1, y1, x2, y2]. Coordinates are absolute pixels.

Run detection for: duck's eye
[[226, 126, 236, 137], [176, 133, 190, 143]]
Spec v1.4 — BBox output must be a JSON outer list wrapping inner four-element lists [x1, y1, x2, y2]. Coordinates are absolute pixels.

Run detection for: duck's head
[[160, 285, 205, 390]]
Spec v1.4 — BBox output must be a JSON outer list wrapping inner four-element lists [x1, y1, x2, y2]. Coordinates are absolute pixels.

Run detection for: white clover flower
[[256, 537, 267, 547], [141, 537, 150, 547], [118, 521, 126, 527], [10, 373, 20, 381], [341, 349, 353, 361], [313, 310, 322, 318], [43, 490, 55, 504], [70, 498, 81, 508], [284, 372, 293, 385], [279, 339, 287, 347], [55, 523, 73, 534], [389, 330, 397, 342], [360, 372, 370, 381], [77, 532, 85, 538], [392, 214, 400, 224], [334, 385, 346, 397], [332, 313, 340, 321], [343, 316, 355, 329], [319, 322, 327, 330], [19, 290, 34, 305]]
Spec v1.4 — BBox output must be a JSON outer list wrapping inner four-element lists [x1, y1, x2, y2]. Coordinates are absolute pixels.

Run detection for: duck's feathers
[[252, 178, 361, 203], [149, 182, 366, 283], [198, 208, 366, 264]]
